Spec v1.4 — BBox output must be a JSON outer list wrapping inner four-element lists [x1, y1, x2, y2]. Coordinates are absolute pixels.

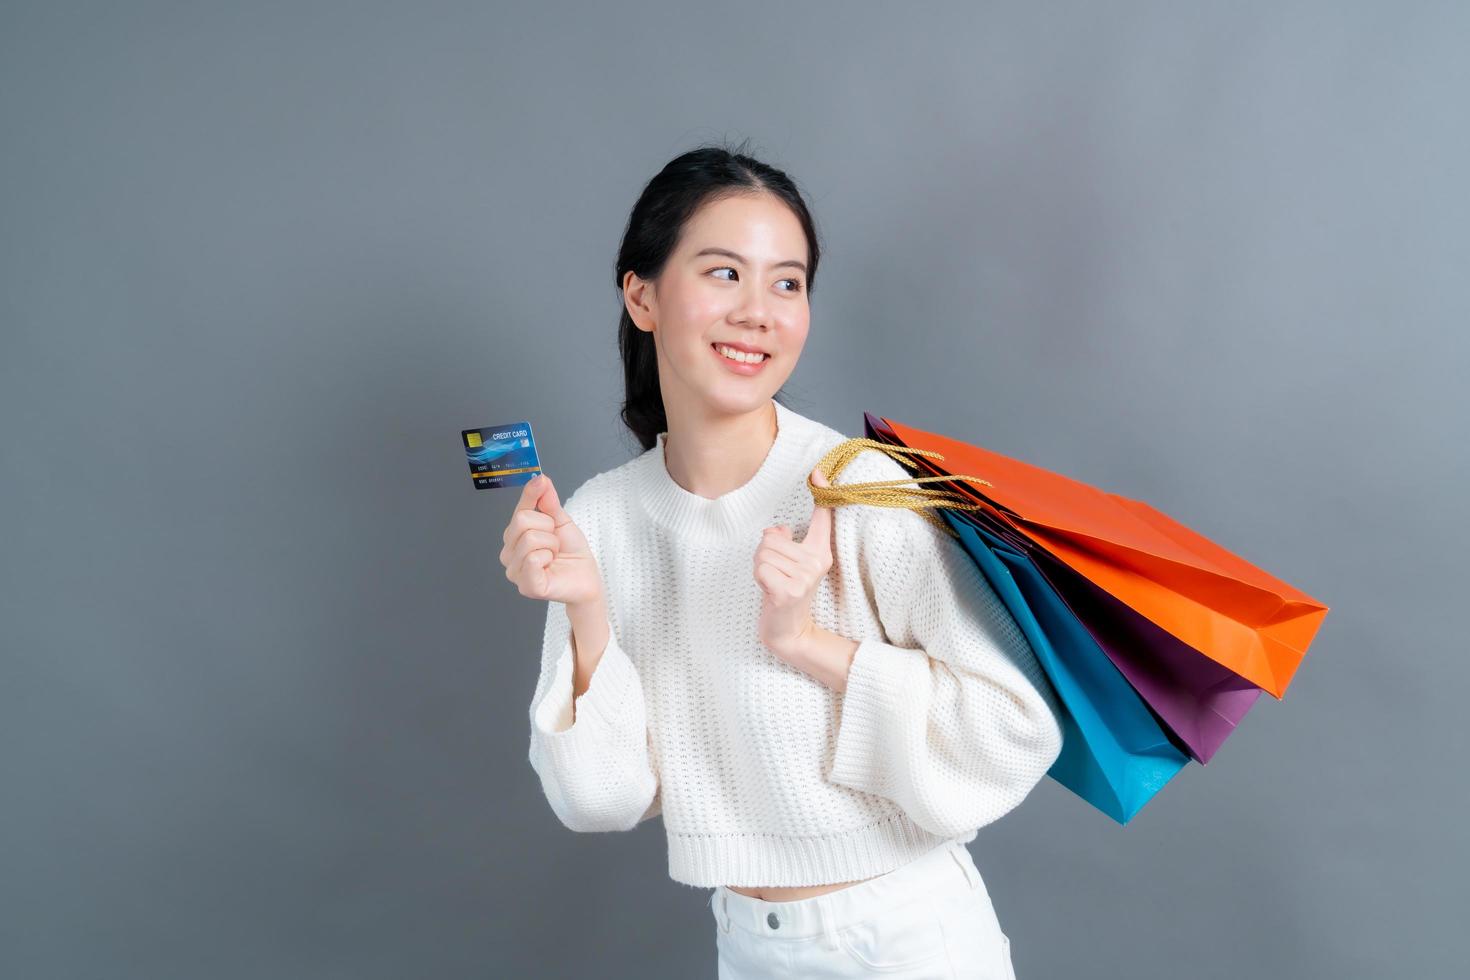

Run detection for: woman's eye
[[710, 267, 803, 292]]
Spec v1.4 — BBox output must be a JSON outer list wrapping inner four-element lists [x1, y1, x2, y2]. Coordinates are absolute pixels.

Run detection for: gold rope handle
[[807, 437, 996, 540]]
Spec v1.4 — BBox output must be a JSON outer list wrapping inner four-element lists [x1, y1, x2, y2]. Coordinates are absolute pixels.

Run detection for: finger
[[755, 559, 806, 600], [503, 506, 555, 547], [801, 466, 835, 552], [524, 547, 550, 597], [535, 473, 573, 525], [759, 527, 807, 562], [515, 473, 551, 513], [755, 551, 804, 583], [754, 563, 793, 597], [507, 528, 558, 573], [514, 540, 556, 597]]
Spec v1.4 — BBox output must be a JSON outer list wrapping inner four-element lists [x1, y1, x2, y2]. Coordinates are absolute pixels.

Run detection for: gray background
[[3, 2, 1465, 978]]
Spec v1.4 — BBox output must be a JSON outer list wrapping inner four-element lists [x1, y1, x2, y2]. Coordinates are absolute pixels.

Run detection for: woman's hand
[[755, 466, 835, 663], [501, 474, 605, 609]]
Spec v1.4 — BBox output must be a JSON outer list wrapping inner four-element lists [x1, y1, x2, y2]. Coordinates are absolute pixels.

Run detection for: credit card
[[461, 420, 542, 490]]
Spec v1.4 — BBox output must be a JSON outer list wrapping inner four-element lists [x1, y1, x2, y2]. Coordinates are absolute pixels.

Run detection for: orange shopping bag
[[870, 414, 1329, 699]]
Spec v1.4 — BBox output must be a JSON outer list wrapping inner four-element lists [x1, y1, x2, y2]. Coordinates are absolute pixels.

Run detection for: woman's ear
[[623, 270, 657, 334]]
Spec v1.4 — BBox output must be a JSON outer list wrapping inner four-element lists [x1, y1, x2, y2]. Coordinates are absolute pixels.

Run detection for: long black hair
[[615, 139, 822, 451]]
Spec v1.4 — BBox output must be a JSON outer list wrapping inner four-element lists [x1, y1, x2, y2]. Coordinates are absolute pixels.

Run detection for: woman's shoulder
[[816, 432, 956, 561], [809, 424, 920, 503]]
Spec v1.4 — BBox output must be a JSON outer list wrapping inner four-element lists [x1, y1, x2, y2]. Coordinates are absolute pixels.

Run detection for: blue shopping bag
[[940, 506, 1191, 824]]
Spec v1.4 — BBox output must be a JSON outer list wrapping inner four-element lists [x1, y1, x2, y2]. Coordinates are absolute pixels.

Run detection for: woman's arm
[[567, 594, 611, 713], [782, 625, 859, 693], [816, 453, 1065, 840], [526, 496, 660, 833]]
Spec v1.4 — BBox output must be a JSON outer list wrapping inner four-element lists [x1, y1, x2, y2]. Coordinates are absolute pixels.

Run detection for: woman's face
[[625, 192, 811, 419]]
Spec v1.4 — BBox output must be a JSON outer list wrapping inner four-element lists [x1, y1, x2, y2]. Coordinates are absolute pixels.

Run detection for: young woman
[[502, 142, 1063, 978]]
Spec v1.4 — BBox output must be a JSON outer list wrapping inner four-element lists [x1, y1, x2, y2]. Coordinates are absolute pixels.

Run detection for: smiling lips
[[712, 342, 770, 373]]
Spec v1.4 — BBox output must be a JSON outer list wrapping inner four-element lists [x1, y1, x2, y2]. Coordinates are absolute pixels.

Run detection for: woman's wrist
[[778, 623, 860, 694], [566, 594, 610, 704]]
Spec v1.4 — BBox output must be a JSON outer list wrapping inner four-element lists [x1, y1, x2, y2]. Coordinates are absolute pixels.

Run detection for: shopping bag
[[806, 412, 1330, 821], [861, 416, 1266, 765], [857, 413, 1330, 700], [815, 429, 1193, 822], [938, 501, 1191, 823]]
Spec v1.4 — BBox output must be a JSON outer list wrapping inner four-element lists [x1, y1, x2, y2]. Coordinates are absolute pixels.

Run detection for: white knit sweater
[[526, 398, 1064, 889]]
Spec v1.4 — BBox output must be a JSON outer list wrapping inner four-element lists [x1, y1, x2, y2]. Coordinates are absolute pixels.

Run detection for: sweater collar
[[633, 398, 816, 542]]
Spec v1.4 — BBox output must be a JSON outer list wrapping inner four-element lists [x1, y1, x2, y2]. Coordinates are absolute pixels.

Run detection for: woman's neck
[[661, 400, 779, 501]]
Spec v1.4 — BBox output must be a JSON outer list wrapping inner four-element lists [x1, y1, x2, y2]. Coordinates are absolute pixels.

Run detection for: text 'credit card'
[[462, 420, 541, 490]]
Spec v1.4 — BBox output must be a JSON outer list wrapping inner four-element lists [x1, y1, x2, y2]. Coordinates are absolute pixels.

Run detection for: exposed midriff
[[725, 875, 879, 901]]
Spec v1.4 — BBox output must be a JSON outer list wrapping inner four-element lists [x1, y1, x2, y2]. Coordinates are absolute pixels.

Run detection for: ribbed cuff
[[827, 638, 930, 797], [531, 629, 644, 763]]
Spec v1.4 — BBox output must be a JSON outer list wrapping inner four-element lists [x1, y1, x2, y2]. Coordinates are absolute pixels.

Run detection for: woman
[[502, 141, 1063, 978]]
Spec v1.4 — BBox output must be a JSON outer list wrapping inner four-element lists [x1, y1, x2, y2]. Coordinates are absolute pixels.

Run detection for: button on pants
[[708, 841, 1018, 979]]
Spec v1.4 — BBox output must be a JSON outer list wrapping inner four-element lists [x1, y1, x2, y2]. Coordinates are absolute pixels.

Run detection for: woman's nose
[[733, 285, 772, 328]]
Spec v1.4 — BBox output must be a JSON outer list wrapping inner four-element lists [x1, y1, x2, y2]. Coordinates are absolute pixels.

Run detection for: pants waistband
[[708, 840, 983, 944]]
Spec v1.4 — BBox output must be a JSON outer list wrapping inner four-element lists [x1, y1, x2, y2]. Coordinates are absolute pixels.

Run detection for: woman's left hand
[[755, 466, 835, 663]]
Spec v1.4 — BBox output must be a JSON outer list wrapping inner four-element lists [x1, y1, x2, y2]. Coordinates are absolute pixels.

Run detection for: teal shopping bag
[[941, 507, 1191, 824]]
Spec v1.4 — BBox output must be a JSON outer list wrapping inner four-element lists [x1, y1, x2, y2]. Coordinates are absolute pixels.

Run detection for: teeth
[[716, 344, 768, 364]]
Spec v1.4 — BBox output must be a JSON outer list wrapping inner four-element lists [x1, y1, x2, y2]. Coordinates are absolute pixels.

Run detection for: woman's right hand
[[501, 474, 604, 608]]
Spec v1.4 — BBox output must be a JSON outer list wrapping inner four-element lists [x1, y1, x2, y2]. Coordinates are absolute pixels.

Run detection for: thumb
[[803, 466, 834, 550], [533, 473, 570, 524]]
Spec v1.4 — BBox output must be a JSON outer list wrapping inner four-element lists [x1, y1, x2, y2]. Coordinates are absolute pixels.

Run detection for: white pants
[[708, 841, 1018, 979]]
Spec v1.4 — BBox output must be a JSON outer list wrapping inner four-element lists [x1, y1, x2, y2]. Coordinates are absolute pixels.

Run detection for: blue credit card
[[461, 420, 542, 490]]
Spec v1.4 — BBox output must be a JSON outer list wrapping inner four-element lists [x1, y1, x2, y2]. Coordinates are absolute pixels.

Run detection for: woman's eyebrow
[[692, 246, 806, 274]]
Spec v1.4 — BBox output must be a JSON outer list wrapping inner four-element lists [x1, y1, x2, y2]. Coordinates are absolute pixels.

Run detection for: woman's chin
[[699, 384, 780, 416]]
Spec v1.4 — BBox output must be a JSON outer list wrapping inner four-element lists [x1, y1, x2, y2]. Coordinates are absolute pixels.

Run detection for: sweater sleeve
[[525, 497, 660, 834], [826, 457, 1064, 839]]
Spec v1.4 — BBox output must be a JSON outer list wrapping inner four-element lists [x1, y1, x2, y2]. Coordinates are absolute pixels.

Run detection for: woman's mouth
[[711, 342, 770, 375]]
